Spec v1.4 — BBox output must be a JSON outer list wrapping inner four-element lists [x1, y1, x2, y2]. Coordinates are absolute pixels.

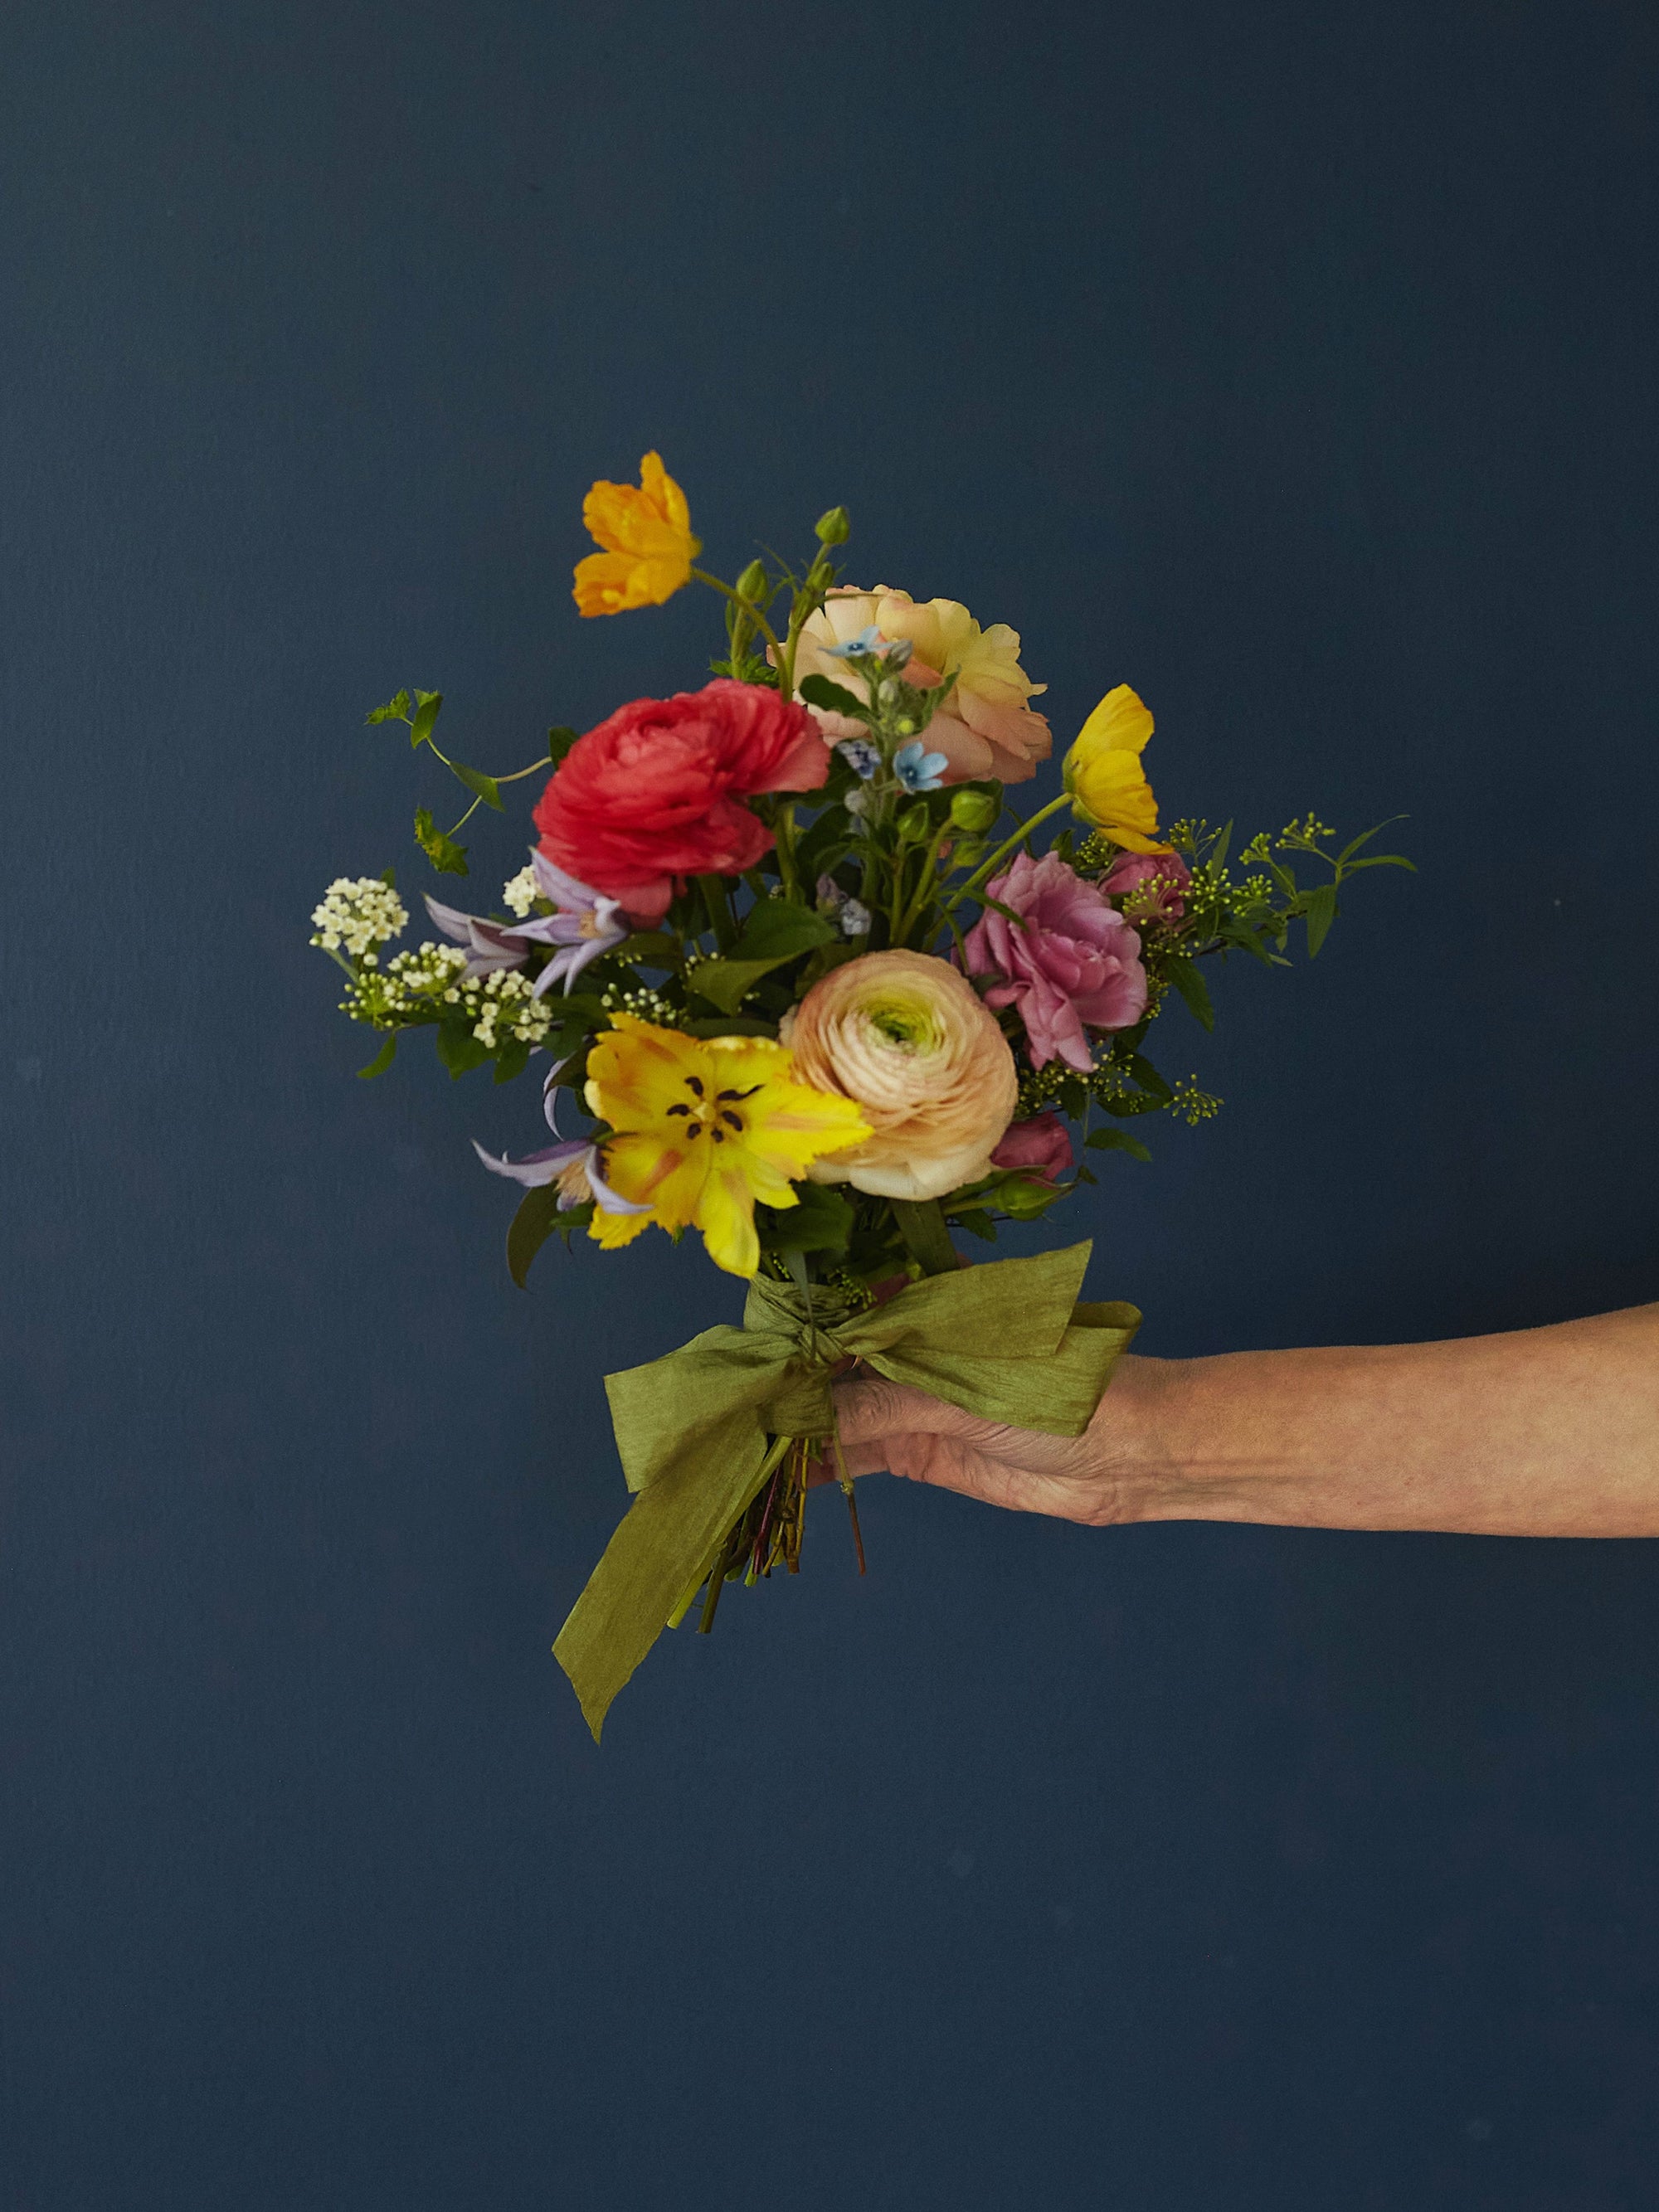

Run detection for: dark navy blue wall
[[4, 5, 1658, 2206]]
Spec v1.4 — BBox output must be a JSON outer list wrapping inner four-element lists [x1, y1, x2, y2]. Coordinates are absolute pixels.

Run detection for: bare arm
[[830, 1303, 1659, 1536]]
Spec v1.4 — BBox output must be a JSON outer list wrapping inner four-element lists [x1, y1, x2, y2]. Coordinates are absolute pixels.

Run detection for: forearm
[[1123, 1305, 1659, 1536]]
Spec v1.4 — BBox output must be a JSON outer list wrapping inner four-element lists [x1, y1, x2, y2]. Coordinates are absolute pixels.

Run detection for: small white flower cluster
[[309, 877, 409, 962], [466, 969, 556, 1051], [502, 865, 541, 918], [339, 941, 555, 1051], [599, 982, 675, 1024]]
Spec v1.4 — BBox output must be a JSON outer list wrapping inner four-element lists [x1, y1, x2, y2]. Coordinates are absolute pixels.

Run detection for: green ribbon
[[554, 1241, 1140, 1739]]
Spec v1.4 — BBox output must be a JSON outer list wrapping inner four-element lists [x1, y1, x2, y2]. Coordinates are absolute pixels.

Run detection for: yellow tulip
[[1063, 684, 1173, 854], [583, 1014, 872, 1278], [572, 452, 701, 617]]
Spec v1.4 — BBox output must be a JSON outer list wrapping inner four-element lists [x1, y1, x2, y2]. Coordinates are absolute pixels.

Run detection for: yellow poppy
[[572, 452, 701, 617], [1063, 684, 1174, 854], [583, 1014, 873, 1277]]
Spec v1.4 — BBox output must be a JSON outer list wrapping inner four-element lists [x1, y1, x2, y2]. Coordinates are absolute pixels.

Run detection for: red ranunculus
[[533, 680, 831, 922]]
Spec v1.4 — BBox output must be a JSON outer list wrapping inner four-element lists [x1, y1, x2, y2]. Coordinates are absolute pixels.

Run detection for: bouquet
[[311, 455, 1411, 1737]]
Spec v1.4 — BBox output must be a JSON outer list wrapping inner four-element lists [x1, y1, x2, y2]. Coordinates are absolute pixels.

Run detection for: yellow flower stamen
[[583, 1014, 872, 1277]]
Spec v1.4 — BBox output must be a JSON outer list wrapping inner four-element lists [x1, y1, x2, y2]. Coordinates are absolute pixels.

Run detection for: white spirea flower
[[309, 878, 409, 958], [502, 865, 540, 918]]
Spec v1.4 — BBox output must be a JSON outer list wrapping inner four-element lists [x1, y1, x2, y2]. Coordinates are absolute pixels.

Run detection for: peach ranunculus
[[786, 586, 1052, 785], [573, 452, 701, 616], [781, 950, 1019, 1202]]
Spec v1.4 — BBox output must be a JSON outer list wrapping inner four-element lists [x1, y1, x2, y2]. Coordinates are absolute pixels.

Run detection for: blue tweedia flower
[[893, 740, 949, 794], [823, 625, 888, 659], [836, 738, 881, 780]]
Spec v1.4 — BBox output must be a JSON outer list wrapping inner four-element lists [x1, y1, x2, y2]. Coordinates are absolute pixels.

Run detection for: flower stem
[[941, 793, 1072, 914], [892, 1198, 957, 1276], [691, 569, 782, 660]]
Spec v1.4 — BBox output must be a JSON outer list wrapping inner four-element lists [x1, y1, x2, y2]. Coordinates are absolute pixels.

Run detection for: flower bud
[[735, 557, 768, 602], [896, 803, 933, 844], [814, 505, 851, 545], [949, 788, 999, 833]]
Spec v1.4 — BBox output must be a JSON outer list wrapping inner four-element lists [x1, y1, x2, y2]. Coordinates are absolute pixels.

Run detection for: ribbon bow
[[555, 1242, 1140, 1738]]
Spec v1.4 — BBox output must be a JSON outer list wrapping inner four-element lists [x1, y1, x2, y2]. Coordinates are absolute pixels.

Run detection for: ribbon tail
[[553, 1410, 776, 1742]]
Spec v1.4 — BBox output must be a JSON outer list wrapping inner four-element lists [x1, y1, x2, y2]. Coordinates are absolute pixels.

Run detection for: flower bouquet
[[312, 455, 1411, 1737]]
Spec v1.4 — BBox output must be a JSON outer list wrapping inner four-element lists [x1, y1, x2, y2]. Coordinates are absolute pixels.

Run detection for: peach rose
[[786, 586, 1053, 785], [781, 950, 1019, 1201]]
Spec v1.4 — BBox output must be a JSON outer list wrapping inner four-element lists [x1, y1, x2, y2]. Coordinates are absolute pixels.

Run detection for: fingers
[[831, 1374, 995, 1450]]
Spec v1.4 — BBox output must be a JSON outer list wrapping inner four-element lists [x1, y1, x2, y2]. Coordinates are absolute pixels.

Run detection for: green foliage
[[1164, 956, 1215, 1030], [798, 673, 865, 718], [507, 1184, 567, 1288], [366, 690, 411, 724], [413, 807, 468, 876], [689, 901, 836, 1013], [1087, 1127, 1152, 1163], [756, 1184, 855, 1256], [435, 1018, 491, 1078], [449, 761, 504, 812], [410, 689, 444, 750], [356, 1035, 398, 1080], [547, 725, 581, 767]]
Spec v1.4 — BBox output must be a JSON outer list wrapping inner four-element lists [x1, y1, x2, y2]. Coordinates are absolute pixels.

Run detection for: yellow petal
[[587, 1204, 655, 1252], [575, 455, 698, 616], [1073, 683, 1154, 760], [693, 1160, 762, 1278]]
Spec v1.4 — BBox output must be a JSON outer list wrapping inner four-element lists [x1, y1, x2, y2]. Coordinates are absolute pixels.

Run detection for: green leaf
[[1127, 1053, 1173, 1101], [449, 761, 504, 811], [732, 900, 837, 961], [1304, 882, 1339, 956], [1164, 957, 1215, 1032], [798, 673, 866, 717], [611, 931, 677, 965], [1210, 818, 1233, 872], [690, 901, 837, 1011], [410, 690, 444, 750], [953, 1208, 999, 1242], [493, 1038, 533, 1085], [547, 725, 581, 767], [1335, 814, 1408, 867], [356, 1034, 398, 1080], [755, 1183, 855, 1256], [1087, 1127, 1152, 1162], [1343, 853, 1417, 873], [507, 1183, 567, 1289], [435, 1018, 489, 1077], [366, 690, 411, 724], [688, 957, 786, 1015], [675, 1008, 780, 1036], [892, 1198, 958, 1276], [414, 807, 469, 876]]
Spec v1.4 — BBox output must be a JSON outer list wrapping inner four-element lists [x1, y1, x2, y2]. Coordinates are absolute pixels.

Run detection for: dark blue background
[[5, 4, 1658, 2206]]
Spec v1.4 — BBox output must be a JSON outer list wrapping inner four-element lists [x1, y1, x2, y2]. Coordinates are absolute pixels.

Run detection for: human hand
[[818, 1354, 1177, 1528]]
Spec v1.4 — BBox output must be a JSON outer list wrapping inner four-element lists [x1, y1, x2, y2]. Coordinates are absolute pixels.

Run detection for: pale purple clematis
[[471, 1067, 649, 1218], [425, 851, 629, 998]]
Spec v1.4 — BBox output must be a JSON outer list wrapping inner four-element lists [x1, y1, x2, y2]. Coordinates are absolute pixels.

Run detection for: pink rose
[[1098, 848, 1192, 926], [990, 1112, 1074, 1184], [963, 851, 1147, 1072]]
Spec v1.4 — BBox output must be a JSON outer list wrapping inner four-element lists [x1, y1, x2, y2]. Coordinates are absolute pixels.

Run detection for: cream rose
[[781, 950, 1019, 1201], [786, 586, 1053, 785]]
